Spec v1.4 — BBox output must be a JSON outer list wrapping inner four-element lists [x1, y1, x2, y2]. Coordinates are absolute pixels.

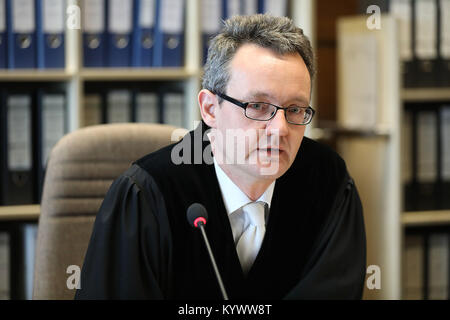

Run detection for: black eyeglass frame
[[214, 92, 315, 125]]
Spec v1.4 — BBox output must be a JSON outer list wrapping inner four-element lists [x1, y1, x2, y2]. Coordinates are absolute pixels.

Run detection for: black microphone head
[[187, 203, 208, 228]]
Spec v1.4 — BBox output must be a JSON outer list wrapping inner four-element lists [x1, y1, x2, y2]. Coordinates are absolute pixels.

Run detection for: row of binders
[[83, 0, 185, 68], [0, 86, 67, 205], [402, 104, 450, 211], [83, 0, 289, 68], [0, 0, 289, 69], [403, 230, 450, 299], [83, 86, 185, 129], [0, 85, 186, 206], [384, 0, 450, 87], [0, 0, 66, 69], [200, 0, 289, 65], [0, 223, 37, 300]]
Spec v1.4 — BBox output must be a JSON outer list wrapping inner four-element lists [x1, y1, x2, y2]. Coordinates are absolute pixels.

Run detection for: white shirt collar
[[213, 157, 276, 216]]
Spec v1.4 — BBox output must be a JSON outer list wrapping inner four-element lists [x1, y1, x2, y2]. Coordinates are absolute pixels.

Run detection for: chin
[[253, 160, 288, 179]]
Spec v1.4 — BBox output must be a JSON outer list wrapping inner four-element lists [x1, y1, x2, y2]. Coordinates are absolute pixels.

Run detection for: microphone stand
[[197, 221, 229, 300]]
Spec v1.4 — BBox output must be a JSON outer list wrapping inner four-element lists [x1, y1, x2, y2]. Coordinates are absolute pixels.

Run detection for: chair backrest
[[32, 123, 181, 299]]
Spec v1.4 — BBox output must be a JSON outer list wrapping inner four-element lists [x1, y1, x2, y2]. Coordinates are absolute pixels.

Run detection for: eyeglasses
[[214, 92, 315, 125]]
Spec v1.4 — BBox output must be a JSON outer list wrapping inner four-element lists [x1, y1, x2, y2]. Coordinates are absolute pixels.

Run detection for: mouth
[[257, 148, 284, 155]]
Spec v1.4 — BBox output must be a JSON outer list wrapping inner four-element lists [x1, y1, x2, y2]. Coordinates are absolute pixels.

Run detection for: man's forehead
[[226, 44, 311, 100], [244, 90, 308, 102]]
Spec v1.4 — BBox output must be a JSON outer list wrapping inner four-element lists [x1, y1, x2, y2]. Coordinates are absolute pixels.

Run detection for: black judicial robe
[[75, 122, 366, 300]]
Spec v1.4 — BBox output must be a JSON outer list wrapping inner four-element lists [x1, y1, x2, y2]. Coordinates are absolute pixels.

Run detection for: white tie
[[236, 202, 266, 275]]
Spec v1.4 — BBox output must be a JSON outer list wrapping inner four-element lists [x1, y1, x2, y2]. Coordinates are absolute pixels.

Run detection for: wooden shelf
[[402, 210, 450, 227], [401, 88, 450, 102], [80, 68, 200, 81], [311, 123, 392, 140], [0, 70, 74, 81], [0, 205, 40, 221]]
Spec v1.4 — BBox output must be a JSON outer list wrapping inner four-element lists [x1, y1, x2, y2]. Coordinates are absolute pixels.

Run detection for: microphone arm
[[197, 220, 229, 300]]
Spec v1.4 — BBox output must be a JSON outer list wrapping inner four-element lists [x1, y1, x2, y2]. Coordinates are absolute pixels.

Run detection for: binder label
[[140, 0, 155, 28], [0, 0, 5, 32], [417, 112, 437, 182], [108, 0, 132, 33], [83, 0, 104, 33], [390, 0, 413, 61], [428, 234, 449, 299], [136, 93, 158, 123], [403, 235, 424, 299], [201, 0, 221, 34], [242, 0, 257, 15], [0, 232, 10, 300], [415, 0, 437, 59], [263, 0, 287, 17], [42, 94, 66, 168], [7, 96, 32, 171], [12, 0, 35, 33], [163, 93, 184, 128], [160, 0, 184, 33], [442, 107, 450, 180], [228, 0, 240, 17], [43, 0, 65, 33], [441, 0, 450, 58], [107, 90, 131, 123]]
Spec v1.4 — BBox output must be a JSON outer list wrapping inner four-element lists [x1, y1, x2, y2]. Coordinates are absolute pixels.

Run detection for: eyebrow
[[243, 91, 309, 106]]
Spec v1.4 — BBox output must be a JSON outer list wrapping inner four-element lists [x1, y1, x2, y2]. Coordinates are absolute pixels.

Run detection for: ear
[[198, 89, 218, 128]]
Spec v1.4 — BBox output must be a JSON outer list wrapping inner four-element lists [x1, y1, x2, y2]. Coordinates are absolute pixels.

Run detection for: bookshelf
[[0, 70, 74, 81], [402, 210, 450, 227], [401, 88, 450, 102], [337, 11, 450, 299], [0, 205, 40, 221]]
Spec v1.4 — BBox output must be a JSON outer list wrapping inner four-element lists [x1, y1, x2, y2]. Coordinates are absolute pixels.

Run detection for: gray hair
[[202, 14, 315, 96]]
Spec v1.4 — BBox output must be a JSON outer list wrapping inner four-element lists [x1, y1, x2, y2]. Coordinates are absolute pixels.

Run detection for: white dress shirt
[[213, 157, 275, 246]]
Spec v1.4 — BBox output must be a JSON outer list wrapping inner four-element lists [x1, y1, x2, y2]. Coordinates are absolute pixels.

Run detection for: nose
[[266, 109, 288, 137]]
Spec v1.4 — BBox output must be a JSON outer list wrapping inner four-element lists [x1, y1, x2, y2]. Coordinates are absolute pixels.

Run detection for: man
[[75, 14, 366, 300]]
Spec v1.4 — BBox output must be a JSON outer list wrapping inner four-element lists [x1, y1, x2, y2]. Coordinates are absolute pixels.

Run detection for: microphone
[[187, 203, 229, 300]]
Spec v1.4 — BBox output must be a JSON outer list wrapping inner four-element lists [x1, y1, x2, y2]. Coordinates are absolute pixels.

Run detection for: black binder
[[438, 0, 450, 87], [411, 0, 440, 88], [133, 87, 161, 124], [160, 83, 185, 128], [0, 89, 5, 205], [439, 104, 450, 209], [105, 89, 133, 123], [35, 88, 67, 201], [373, 0, 416, 88], [84, 83, 107, 126], [0, 90, 36, 205]]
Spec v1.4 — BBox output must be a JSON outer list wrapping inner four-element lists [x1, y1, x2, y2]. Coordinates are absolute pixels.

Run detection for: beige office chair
[[32, 123, 182, 299]]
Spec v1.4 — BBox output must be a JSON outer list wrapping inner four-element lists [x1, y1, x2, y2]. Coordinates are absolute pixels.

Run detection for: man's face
[[210, 43, 311, 181]]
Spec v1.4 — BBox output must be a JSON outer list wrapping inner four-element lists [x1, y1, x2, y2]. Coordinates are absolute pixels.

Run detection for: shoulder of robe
[[288, 137, 348, 185], [132, 134, 203, 190], [134, 142, 178, 175]]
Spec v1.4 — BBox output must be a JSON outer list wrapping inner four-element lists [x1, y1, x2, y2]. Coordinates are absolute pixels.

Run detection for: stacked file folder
[[83, 83, 185, 128], [360, 0, 450, 87], [82, 0, 186, 68], [402, 105, 450, 211], [0, 0, 65, 69], [0, 85, 67, 205], [200, 0, 289, 64]]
